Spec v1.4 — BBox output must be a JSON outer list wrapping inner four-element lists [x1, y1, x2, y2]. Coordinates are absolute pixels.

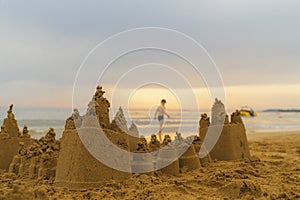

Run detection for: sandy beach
[[0, 131, 299, 200]]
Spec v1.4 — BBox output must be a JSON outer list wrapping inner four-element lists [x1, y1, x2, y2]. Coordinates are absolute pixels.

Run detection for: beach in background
[[1, 106, 299, 139]]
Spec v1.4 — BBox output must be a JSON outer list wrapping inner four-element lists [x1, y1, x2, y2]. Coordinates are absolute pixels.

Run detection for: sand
[[0, 131, 299, 200]]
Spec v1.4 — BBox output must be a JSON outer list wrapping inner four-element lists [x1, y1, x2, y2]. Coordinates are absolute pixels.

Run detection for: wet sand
[[0, 131, 299, 200]]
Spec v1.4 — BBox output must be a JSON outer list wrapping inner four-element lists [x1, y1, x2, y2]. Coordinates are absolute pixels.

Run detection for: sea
[[0, 107, 300, 139]]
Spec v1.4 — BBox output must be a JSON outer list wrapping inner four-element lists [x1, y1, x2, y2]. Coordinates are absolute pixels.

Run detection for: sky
[[0, 0, 300, 110]]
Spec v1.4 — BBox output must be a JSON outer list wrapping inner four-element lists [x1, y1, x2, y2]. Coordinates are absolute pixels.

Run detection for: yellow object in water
[[240, 108, 258, 117], [240, 111, 250, 117]]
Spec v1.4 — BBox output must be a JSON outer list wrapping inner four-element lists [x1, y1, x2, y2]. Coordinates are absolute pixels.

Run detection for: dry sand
[[0, 131, 299, 200]]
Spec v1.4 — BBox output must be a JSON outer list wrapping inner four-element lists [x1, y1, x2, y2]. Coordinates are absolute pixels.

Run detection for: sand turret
[[72, 108, 83, 128], [21, 125, 31, 138], [178, 144, 201, 172], [211, 98, 226, 125], [199, 100, 250, 161], [199, 113, 210, 130], [2, 104, 19, 137], [148, 134, 161, 151], [231, 110, 244, 125], [135, 137, 149, 152], [9, 128, 60, 180], [162, 135, 172, 146], [0, 105, 34, 170], [94, 85, 111, 129], [55, 108, 131, 189], [128, 121, 139, 137], [111, 107, 129, 133], [110, 106, 140, 150], [173, 132, 184, 145]]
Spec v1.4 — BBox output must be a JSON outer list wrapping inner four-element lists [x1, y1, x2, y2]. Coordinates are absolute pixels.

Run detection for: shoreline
[[26, 127, 300, 142], [247, 130, 300, 140]]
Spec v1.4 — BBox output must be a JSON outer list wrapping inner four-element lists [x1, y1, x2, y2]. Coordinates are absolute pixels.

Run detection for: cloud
[[0, 1, 300, 108]]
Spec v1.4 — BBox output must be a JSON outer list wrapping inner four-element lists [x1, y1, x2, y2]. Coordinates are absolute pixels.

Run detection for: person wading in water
[[154, 99, 170, 142]]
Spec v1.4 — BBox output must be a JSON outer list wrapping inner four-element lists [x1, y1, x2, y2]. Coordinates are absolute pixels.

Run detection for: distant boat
[[240, 106, 257, 117]]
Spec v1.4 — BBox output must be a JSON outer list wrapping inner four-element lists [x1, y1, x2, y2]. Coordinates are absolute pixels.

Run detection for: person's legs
[[158, 119, 164, 142]]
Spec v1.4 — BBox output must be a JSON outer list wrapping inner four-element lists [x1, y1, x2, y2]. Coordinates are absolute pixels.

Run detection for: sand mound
[[218, 180, 262, 199]]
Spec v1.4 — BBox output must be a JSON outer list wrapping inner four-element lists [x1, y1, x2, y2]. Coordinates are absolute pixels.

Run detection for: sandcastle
[[9, 128, 60, 180], [54, 87, 251, 189], [1, 86, 252, 191], [0, 105, 34, 170], [199, 99, 251, 161], [54, 87, 138, 189]]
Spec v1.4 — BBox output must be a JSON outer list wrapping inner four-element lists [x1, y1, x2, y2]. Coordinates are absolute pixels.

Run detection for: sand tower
[[94, 85, 111, 129], [178, 144, 201, 172], [199, 100, 251, 161], [111, 107, 129, 133], [148, 134, 161, 151], [0, 105, 33, 170], [2, 104, 19, 137], [192, 135, 212, 166], [128, 121, 139, 138], [55, 107, 132, 189], [211, 98, 226, 125], [111, 107, 140, 151]]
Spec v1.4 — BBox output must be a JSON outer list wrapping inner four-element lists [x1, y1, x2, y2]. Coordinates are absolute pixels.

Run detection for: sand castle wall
[[127, 134, 140, 152], [54, 127, 132, 189], [192, 136, 212, 166], [36, 86, 249, 189], [131, 138, 154, 174], [0, 137, 33, 170], [8, 128, 60, 181], [199, 123, 250, 161], [157, 146, 180, 175]]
